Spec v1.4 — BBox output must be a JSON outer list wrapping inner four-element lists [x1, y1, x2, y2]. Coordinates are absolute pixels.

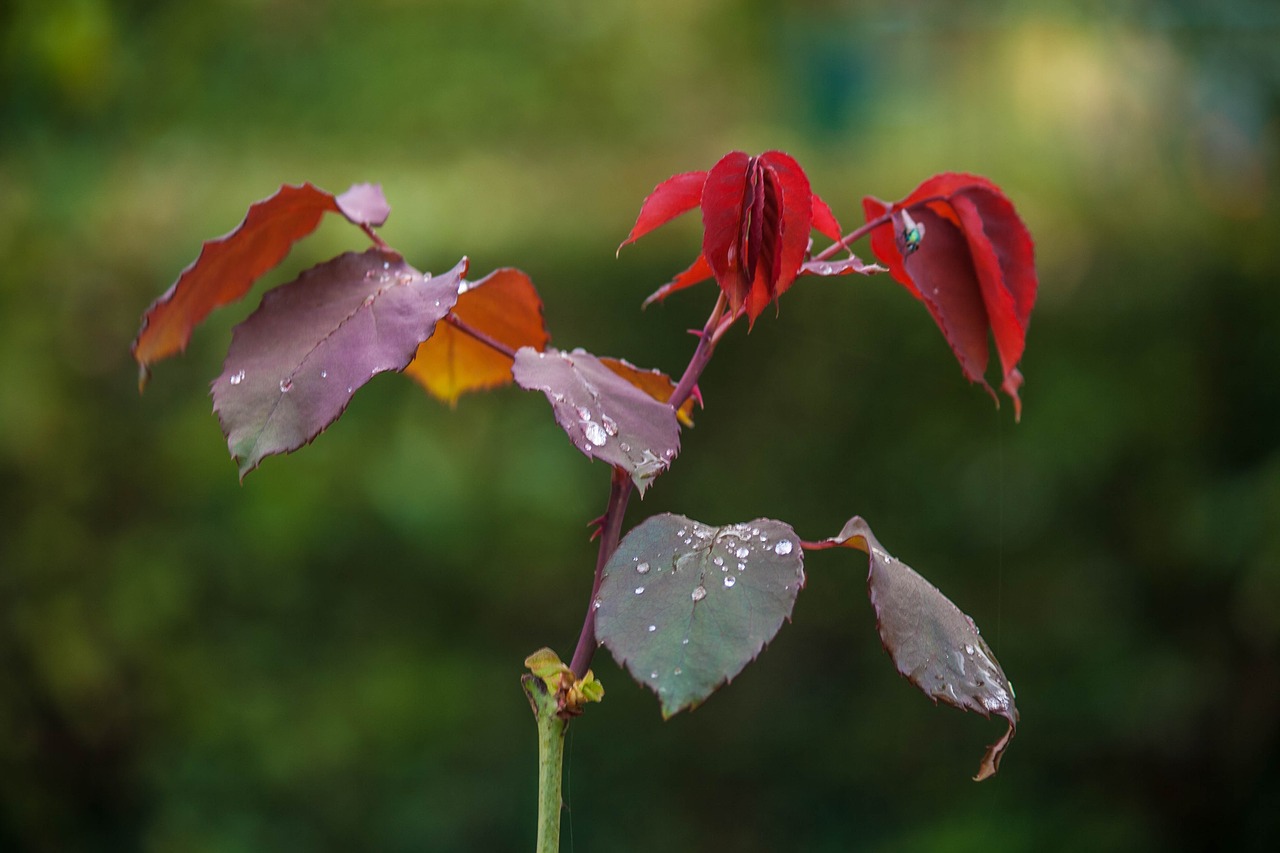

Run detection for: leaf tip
[[972, 721, 1016, 782]]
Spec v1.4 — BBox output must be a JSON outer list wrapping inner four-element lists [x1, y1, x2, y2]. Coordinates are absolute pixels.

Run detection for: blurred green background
[[2, 0, 1278, 850]]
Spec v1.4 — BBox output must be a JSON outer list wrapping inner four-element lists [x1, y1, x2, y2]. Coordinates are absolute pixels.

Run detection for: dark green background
[[2, 0, 1277, 850]]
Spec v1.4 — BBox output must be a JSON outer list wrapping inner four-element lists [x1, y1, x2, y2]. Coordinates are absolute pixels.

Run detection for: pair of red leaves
[[621, 152, 1037, 416]]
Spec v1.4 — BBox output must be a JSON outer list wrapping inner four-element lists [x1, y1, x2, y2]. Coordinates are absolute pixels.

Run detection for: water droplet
[[691, 585, 707, 602], [320, 370, 328, 379], [751, 527, 761, 536], [724, 575, 736, 588], [737, 562, 745, 571], [673, 667, 682, 676], [681, 638, 689, 645], [346, 386, 353, 394], [648, 624, 657, 632], [229, 370, 245, 385], [636, 562, 650, 574], [650, 670, 659, 679], [382, 261, 390, 269], [735, 546, 750, 560], [601, 414, 619, 436], [964, 644, 975, 655], [279, 378, 293, 393], [584, 420, 607, 447], [773, 540, 793, 556], [619, 441, 631, 453], [574, 405, 592, 421], [713, 556, 724, 567], [592, 598, 602, 611], [634, 586, 645, 595]]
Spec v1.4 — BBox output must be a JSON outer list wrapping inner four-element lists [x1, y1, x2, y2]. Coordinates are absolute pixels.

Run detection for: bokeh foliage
[[2, 0, 1278, 850]]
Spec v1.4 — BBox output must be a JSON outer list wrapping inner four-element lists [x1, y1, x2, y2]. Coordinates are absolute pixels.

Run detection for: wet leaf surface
[[213, 250, 466, 478], [512, 347, 681, 495], [600, 357, 698, 427], [807, 516, 1018, 780], [596, 514, 804, 717]]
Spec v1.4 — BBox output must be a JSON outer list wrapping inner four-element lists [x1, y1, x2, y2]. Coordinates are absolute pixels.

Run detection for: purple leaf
[[335, 182, 391, 227], [212, 249, 467, 478], [512, 347, 681, 495], [798, 255, 886, 277], [807, 516, 1018, 780]]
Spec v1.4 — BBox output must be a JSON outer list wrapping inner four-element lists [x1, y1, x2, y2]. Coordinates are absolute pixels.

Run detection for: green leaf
[[595, 514, 804, 717], [808, 516, 1018, 780]]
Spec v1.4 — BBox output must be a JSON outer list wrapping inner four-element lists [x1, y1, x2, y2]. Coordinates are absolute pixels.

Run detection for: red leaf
[[132, 182, 389, 387], [618, 171, 708, 252], [700, 151, 753, 314], [212, 250, 466, 478], [806, 516, 1018, 781], [641, 253, 713, 308], [405, 268, 549, 404], [810, 192, 844, 243], [624, 151, 839, 322], [755, 150, 815, 306], [862, 173, 1037, 418]]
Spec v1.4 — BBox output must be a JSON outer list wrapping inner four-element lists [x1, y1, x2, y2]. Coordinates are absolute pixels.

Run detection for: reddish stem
[[810, 195, 947, 263], [669, 292, 729, 411], [569, 467, 631, 677], [567, 292, 732, 678], [362, 223, 393, 252], [444, 313, 518, 359]]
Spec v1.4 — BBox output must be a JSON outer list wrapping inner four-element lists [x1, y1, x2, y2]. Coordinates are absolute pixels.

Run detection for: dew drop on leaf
[[229, 370, 245, 386], [635, 586, 645, 595], [636, 562, 650, 574], [584, 420, 608, 447], [648, 624, 657, 632], [735, 546, 750, 559], [279, 378, 293, 393], [691, 585, 707, 602], [773, 540, 793, 556], [724, 575, 736, 588]]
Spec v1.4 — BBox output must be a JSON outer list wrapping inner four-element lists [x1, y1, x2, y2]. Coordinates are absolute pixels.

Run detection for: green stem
[[523, 675, 568, 853]]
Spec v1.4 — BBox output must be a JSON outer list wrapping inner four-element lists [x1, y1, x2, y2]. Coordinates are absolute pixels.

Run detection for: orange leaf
[[132, 183, 390, 388], [405, 268, 549, 404], [600, 357, 697, 427]]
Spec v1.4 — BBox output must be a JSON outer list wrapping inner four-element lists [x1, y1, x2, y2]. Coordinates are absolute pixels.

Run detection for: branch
[[444, 313, 519, 359], [669, 291, 729, 411], [810, 194, 948, 263], [569, 466, 632, 677]]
